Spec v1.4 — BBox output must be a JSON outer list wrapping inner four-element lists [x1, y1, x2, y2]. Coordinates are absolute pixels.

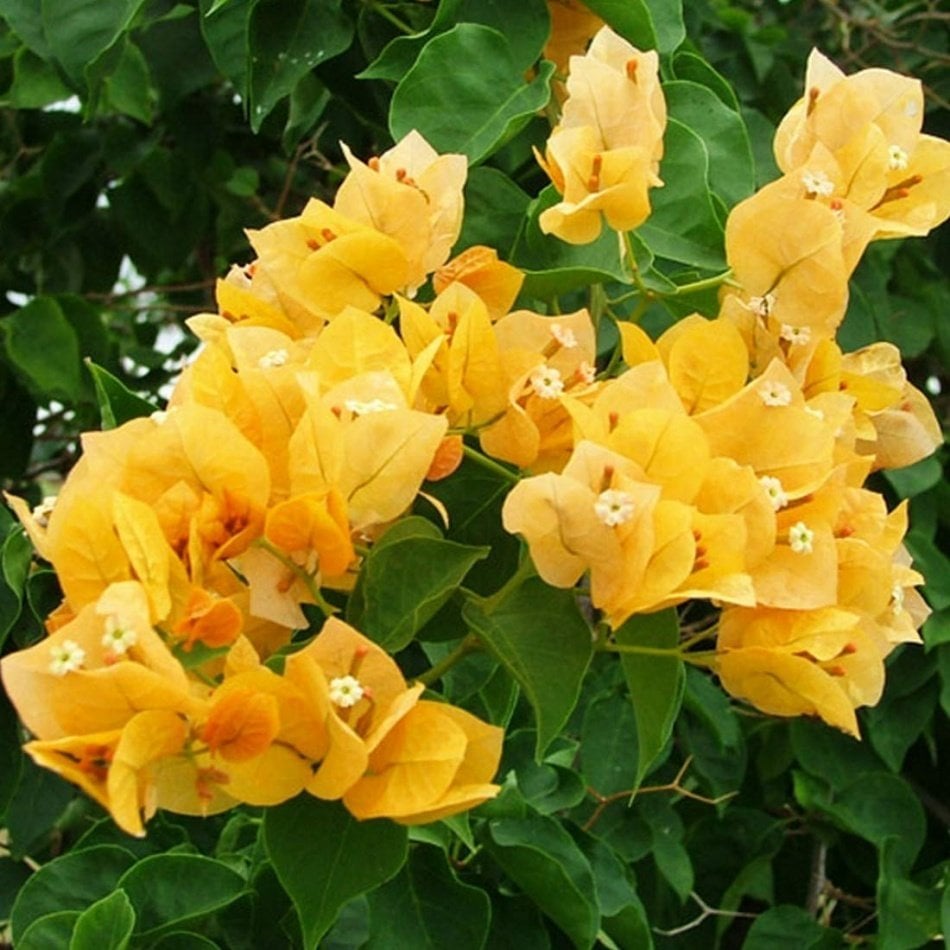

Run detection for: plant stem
[[252, 538, 336, 618], [462, 444, 520, 484], [370, 1, 414, 34], [666, 269, 733, 296], [416, 634, 481, 687], [479, 555, 537, 613], [600, 642, 718, 668]]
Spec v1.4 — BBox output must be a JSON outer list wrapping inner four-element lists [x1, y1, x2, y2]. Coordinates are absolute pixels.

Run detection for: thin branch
[[652, 890, 758, 937]]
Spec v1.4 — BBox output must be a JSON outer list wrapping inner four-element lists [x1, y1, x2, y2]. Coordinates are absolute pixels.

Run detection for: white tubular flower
[[258, 348, 289, 368], [759, 475, 789, 511], [888, 144, 909, 171], [328, 675, 365, 708], [594, 489, 635, 527], [344, 398, 398, 415], [49, 640, 86, 676], [529, 365, 565, 399], [801, 169, 834, 197], [101, 615, 138, 656], [550, 323, 578, 349], [758, 380, 793, 407], [789, 521, 815, 554], [780, 323, 811, 345]]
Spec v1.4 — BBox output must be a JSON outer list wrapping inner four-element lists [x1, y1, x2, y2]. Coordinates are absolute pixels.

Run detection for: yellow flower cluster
[[1, 33, 945, 841], [506, 42, 945, 736], [2, 131, 510, 837]]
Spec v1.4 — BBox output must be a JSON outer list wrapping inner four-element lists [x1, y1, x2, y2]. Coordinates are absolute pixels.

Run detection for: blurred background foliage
[[0, 0, 948, 947]]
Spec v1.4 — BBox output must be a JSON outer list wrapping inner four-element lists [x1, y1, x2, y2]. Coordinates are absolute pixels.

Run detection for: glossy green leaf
[[101, 38, 155, 123], [247, 0, 352, 132], [362, 0, 549, 81], [664, 80, 754, 207], [0, 525, 30, 646], [347, 523, 488, 652], [2, 297, 83, 403], [198, 0, 253, 92], [18, 910, 81, 949], [117, 854, 245, 936], [4, 47, 74, 108], [85, 360, 157, 429], [877, 838, 943, 950], [264, 796, 407, 949], [615, 608, 685, 786], [463, 576, 593, 757], [390, 24, 553, 165], [40, 0, 148, 86], [10, 846, 137, 942], [69, 889, 135, 950], [580, 692, 638, 796], [365, 846, 490, 949], [743, 905, 843, 949], [638, 119, 726, 269], [147, 934, 221, 949], [488, 813, 599, 948], [457, 166, 531, 257]]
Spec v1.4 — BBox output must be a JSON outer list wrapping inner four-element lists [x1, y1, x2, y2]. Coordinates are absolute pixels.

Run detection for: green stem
[[601, 642, 718, 668], [620, 230, 650, 296], [667, 269, 733, 296], [462, 444, 520, 484], [370, 1, 414, 34], [416, 634, 482, 687], [253, 538, 336, 618]]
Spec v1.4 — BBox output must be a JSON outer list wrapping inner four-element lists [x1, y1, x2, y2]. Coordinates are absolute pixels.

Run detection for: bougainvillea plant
[[1, 1, 948, 947]]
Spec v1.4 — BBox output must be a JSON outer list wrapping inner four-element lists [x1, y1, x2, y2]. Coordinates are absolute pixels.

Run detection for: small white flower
[[550, 323, 578, 349], [887, 144, 909, 172], [780, 324, 811, 345], [150, 410, 168, 425], [577, 361, 596, 385], [101, 615, 138, 655], [529, 365, 564, 400], [758, 380, 793, 407], [789, 521, 815, 554], [802, 169, 834, 197], [328, 675, 365, 708], [258, 348, 289, 368], [49, 639, 85, 676], [759, 475, 789, 511], [747, 293, 776, 318], [344, 398, 398, 415], [890, 584, 905, 615], [32, 495, 57, 528], [594, 489, 635, 527]]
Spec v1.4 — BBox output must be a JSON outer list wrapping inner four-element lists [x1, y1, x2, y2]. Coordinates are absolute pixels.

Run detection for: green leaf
[[147, 934, 220, 949], [638, 119, 726, 269], [865, 679, 938, 772], [365, 846, 490, 949], [3, 47, 74, 108], [0, 525, 31, 646], [456, 166, 531, 257], [390, 24, 553, 165], [488, 813, 599, 948], [247, 0, 352, 132], [40, 0, 148, 86], [101, 38, 155, 123], [615, 608, 685, 786], [0, 693, 23, 818], [883, 454, 942, 499], [264, 796, 408, 949], [513, 185, 627, 300], [69, 890, 136, 950], [876, 838, 943, 950], [463, 576, 593, 757], [580, 692, 638, 796], [579, 0, 654, 50], [117, 854, 245, 936], [2, 297, 83, 403], [743, 905, 842, 949], [85, 360, 157, 429], [199, 0, 253, 92], [17, 910, 82, 949], [362, 0, 550, 82], [664, 80, 754, 207], [790, 719, 883, 790], [11, 846, 137, 943], [348, 527, 487, 652]]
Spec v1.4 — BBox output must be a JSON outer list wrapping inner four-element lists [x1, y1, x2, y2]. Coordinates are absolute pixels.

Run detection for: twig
[[652, 890, 758, 937]]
